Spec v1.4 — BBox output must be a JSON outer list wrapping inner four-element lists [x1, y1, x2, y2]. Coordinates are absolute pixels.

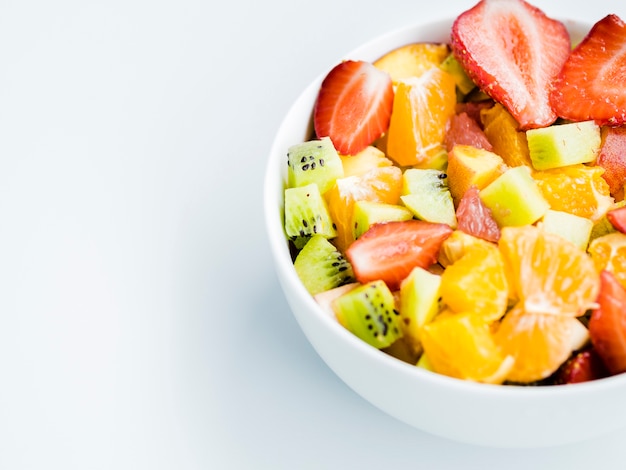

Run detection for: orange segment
[[385, 68, 457, 167], [437, 229, 494, 267], [440, 243, 508, 322], [588, 232, 626, 290], [421, 312, 514, 384], [495, 307, 582, 383], [480, 103, 533, 168], [499, 225, 599, 316], [325, 166, 402, 252], [533, 163, 614, 222], [494, 225, 600, 383]]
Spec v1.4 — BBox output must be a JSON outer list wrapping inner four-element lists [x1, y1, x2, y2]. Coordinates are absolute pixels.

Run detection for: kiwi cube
[[332, 280, 403, 349], [287, 137, 344, 194], [352, 200, 414, 239], [294, 235, 355, 296], [284, 183, 336, 245]]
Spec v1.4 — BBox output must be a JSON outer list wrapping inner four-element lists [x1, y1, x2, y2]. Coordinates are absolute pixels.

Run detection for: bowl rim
[[263, 13, 626, 398]]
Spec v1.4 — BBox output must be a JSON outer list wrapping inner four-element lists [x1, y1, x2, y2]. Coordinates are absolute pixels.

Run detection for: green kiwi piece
[[352, 200, 414, 239], [287, 137, 344, 194], [400, 168, 457, 228], [293, 235, 355, 295], [526, 120, 601, 171], [439, 53, 476, 96], [332, 280, 403, 349], [284, 183, 336, 249]]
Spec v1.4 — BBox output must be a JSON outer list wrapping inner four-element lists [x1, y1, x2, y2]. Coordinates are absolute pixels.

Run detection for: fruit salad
[[282, 0, 626, 385]]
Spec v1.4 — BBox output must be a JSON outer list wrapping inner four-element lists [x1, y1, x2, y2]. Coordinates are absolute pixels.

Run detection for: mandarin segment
[[495, 308, 583, 383], [421, 312, 514, 384], [440, 243, 508, 322], [533, 164, 614, 222], [386, 68, 457, 167], [499, 225, 600, 316], [588, 232, 626, 290]]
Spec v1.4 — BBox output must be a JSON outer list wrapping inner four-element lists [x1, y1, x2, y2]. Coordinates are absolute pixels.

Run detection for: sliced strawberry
[[551, 15, 626, 125], [607, 206, 626, 234], [597, 126, 626, 196], [450, 0, 570, 129], [314, 60, 394, 156], [444, 112, 493, 152], [345, 220, 453, 291], [455, 185, 500, 242], [589, 270, 626, 375], [554, 349, 609, 384]]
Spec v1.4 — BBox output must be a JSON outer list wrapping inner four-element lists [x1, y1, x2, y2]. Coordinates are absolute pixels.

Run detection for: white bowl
[[264, 16, 626, 448]]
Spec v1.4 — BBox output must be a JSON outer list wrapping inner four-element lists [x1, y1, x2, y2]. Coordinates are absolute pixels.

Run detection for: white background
[[1, 0, 625, 468]]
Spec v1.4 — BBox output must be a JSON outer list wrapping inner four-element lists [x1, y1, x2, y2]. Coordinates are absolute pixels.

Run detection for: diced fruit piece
[[314, 283, 359, 318], [314, 60, 394, 156], [480, 103, 533, 167], [588, 232, 626, 291], [539, 209, 593, 250], [526, 121, 601, 171], [551, 14, 626, 125], [293, 235, 355, 296], [325, 166, 403, 252], [346, 219, 453, 291], [385, 67, 457, 166], [381, 337, 420, 364], [607, 206, 626, 233], [421, 312, 514, 384], [444, 113, 493, 153], [533, 164, 614, 222], [554, 349, 608, 385], [437, 230, 494, 267], [597, 125, 626, 197], [450, 0, 570, 129], [373, 42, 450, 83], [456, 186, 501, 243], [416, 352, 434, 371], [284, 183, 336, 248], [439, 53, 476, 95], [496, 308, 586, 383], [440, 241, 508, 322], [332, 280, 403, 349], [352, 201, 413, 239], [479, 166, 549, 227], [287, 137, 344, 194], [499, 225, 600, 317], [446, 144, 505, 206], [399, 267, 442, 353], [340, 145, 392, 177], [400, 169, 457, 228], [589, 270, 626, 375]]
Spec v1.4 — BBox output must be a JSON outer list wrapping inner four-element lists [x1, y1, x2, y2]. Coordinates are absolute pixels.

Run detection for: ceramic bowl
[[264, 15, 626, 448]]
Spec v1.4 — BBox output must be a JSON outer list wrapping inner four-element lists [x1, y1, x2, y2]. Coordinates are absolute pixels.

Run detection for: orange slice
[[494, 226, 600, 382], [373, 42, 450, 83], [533, 163, 614, 222], [421, 312, 514, 384], [499, 225, 599, 315], [588, 231, 626, 290], [440, 242, 508, 322], [385, 67, 456, 167]]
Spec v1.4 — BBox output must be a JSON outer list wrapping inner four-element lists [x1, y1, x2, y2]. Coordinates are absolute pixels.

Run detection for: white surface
[[0, 0, 624, 468]]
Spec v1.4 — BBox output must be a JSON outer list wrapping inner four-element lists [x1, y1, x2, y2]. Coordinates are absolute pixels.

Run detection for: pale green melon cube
[[539, 209, 594, 250]]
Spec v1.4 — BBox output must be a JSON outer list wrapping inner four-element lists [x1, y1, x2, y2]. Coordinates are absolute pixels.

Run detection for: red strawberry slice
[[607, 206, 626, 234], [314, 60, 394, 156], [589, 270, 626, 375], [345, 220, 453, 291], [597, 126, 626, 196], [551, 15, 626, 125], [554, 349, 608, 384], [450, 0, 570, 129]]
